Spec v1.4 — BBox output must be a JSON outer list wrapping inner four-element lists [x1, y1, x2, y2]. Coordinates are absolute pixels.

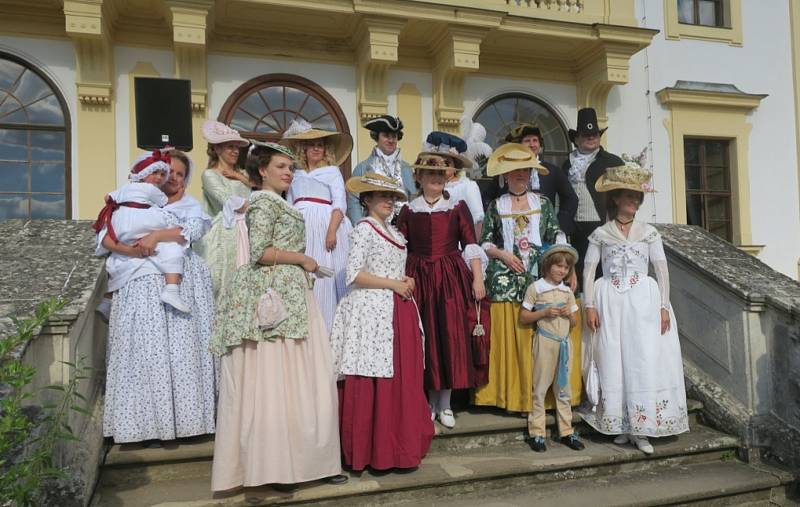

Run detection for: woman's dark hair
[[358, 191, 376, 215], [166, 149, 191, 181], [370, 130, 403, 143], [605, 189, 644, 221], [206, 143, 219, 168], [245, 147, 285, 188], [541, 251, 575, 281]]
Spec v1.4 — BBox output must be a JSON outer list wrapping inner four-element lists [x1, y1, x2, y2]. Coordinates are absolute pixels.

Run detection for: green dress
[[481, 193, 560, 303], [195, 169, 252, 299], [209, 190, 311, 356]]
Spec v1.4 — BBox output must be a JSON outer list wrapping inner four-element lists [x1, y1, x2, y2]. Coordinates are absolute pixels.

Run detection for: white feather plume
[[282, 118, 313, 139], [460, 115, 493, 177]]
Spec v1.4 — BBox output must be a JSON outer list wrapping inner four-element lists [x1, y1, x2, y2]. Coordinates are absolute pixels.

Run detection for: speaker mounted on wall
[[134, 77, 193, 151]]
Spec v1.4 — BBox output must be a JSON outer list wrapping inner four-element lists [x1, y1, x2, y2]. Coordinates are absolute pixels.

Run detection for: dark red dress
[[396, 199, 491, 390]]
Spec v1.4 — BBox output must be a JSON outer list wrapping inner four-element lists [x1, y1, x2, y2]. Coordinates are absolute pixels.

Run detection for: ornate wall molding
[[432, 27, 485, 133], [167, 0, 213, 112], [64, 0, 114, 107], [354, 17, 405, 122]]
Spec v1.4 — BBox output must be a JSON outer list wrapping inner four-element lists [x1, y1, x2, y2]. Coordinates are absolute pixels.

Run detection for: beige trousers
[[527, 332, 574, 438]]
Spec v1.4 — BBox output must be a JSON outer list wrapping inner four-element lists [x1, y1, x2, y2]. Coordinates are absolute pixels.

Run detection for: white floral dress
[[579, 221, 689, 437]]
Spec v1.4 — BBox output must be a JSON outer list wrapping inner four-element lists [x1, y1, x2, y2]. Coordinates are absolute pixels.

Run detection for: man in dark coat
[[561, 107, 624, 286], [504, 124, 578, 236]]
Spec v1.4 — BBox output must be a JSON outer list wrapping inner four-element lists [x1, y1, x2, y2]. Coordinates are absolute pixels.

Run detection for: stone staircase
[[91, 400, 795, 506]]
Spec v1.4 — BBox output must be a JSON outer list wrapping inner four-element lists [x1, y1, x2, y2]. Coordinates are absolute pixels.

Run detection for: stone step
[[102, 399, 705, 468], [93, 421, 740, 506], [374, 460, 794, 507]]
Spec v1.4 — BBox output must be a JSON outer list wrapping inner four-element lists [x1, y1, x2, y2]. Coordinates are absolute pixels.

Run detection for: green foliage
[[0, 297, 92, 507]]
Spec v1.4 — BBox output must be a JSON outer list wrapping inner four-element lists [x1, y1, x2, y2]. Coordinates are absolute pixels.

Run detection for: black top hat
[[504, 123, 542, 143], [568, 108, 607, 144], [363, 115, 404, 140]]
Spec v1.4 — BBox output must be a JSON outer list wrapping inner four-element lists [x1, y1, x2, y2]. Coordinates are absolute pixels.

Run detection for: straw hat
[[412, 131, 473, 171], [486, 143, 548, 177], [201, 120, 249, 147], [345, 172, 407, 200], [595, 149, 655, 193], [541, 243, 579, 266], [281, 119, 353, 167], [246, 139, 297, 161]]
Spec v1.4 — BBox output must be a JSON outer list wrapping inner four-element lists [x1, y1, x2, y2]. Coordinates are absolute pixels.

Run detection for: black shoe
[[271, 483, 298, 493], [325, 474, 349, 485], [561, 434, 585, 451], [528, 436, 547, 452]]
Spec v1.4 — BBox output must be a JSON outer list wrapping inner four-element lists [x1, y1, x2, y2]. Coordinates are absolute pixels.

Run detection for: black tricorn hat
[[504, 123, 542, 143], [363, 115, 404, 140], [568, 107, 607, 144]]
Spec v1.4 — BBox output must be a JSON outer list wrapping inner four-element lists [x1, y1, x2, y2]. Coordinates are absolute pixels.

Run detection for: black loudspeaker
[[134, 77, 193, 151]]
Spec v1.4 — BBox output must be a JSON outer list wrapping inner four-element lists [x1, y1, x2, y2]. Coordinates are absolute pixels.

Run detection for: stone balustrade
[[655, 224, 800, 469]]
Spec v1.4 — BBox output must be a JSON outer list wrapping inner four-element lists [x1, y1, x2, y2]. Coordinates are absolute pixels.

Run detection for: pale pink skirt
[[211, 291, 341, 491]]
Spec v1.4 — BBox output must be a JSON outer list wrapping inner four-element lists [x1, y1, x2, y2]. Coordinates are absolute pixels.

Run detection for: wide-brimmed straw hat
[[412, 131, 473, 171], [345, 172, 407, 200], [595, 149, 655, 193], [541, 243, 579, 266], [246, 139, 297, 161], [201, 120, 249, 147], [486, 143, 548, 177], [281, 119, 353, 167]]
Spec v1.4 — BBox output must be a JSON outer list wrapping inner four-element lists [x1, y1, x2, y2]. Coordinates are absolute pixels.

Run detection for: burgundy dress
[[397, 199, 490, 390]]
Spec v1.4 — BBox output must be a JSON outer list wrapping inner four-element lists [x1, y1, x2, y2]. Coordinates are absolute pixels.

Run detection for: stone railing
[[405, 0, 637, 26], [1, 219, 107, 506], [655, 224, 800, 470]]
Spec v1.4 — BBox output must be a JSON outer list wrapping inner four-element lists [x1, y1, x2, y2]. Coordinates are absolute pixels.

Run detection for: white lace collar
[[534, 277, 571, 294], [596, 220, 658, 244], [406, 195, 457, 214]]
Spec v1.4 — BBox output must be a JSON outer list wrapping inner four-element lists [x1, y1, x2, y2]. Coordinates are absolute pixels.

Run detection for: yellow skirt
[[473, 301, 583, 412]]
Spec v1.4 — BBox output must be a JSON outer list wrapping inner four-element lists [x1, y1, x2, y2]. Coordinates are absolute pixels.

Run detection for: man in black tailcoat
[[561, 108, 624, 286]]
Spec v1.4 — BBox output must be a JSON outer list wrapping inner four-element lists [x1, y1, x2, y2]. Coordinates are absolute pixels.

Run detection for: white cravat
[[568, 148, 600, 184]]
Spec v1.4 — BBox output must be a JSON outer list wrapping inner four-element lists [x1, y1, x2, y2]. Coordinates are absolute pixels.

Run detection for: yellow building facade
[[1, 0, 799, 277]]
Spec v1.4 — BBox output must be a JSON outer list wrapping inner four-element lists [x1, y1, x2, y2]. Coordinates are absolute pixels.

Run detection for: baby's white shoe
[[96, 298, 112, 321], [631, 435, 654, 455], [161, 284, 191, 313], [438, 409, 456, 429]]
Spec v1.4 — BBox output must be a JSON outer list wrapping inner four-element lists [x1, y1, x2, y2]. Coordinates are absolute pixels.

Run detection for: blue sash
[[534, 302, 570, 388]]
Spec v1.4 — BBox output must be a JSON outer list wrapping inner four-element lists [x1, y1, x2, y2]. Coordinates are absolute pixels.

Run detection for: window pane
[[492, 99, 515, 125], [236, 92, 268, 118], [285, 87, 307, 112], [30, 193, 64, 219], [706, 194, 730, 221], [704, 140, 727, 166], [312, 114, 335, 131], [698, 0, 719, 26], [0, 194, 28, 219], [706, 165, 729, 191], [0, 59, 24, 90], [678, 0, 695, 23], [230, 109, 258, 132], [254, 120, 278, 134], [31, 131, 65, 161], [31, 162, 64, 192], [707, 220, 730, 241], [262, 86, 283, 111], [0, 129, 28, 161], [685, 164, 702, 190], [300, 96, 326, 123], [24, 94, 63, 125], [684, 139, 700, 164], [0, 97, 25, 122], [686, 193, 703, 227], [13, 69, 51, 105], [0, 162, 29, 192]]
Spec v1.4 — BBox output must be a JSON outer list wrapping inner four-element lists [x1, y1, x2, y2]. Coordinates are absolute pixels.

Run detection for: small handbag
[[471, 301, 490, 367], [256, 246, 289, 330], [585, 331, 601, 409]]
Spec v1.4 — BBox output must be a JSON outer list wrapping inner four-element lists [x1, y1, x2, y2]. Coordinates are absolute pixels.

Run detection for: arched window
[[219, 74, 352, 177], [0, 53, 70, 220], [473, 93, 570, 169]]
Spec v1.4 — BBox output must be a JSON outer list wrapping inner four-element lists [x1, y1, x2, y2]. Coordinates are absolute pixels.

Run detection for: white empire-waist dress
[[287, 165, 352, 333], [579, 221, 689, 437]]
